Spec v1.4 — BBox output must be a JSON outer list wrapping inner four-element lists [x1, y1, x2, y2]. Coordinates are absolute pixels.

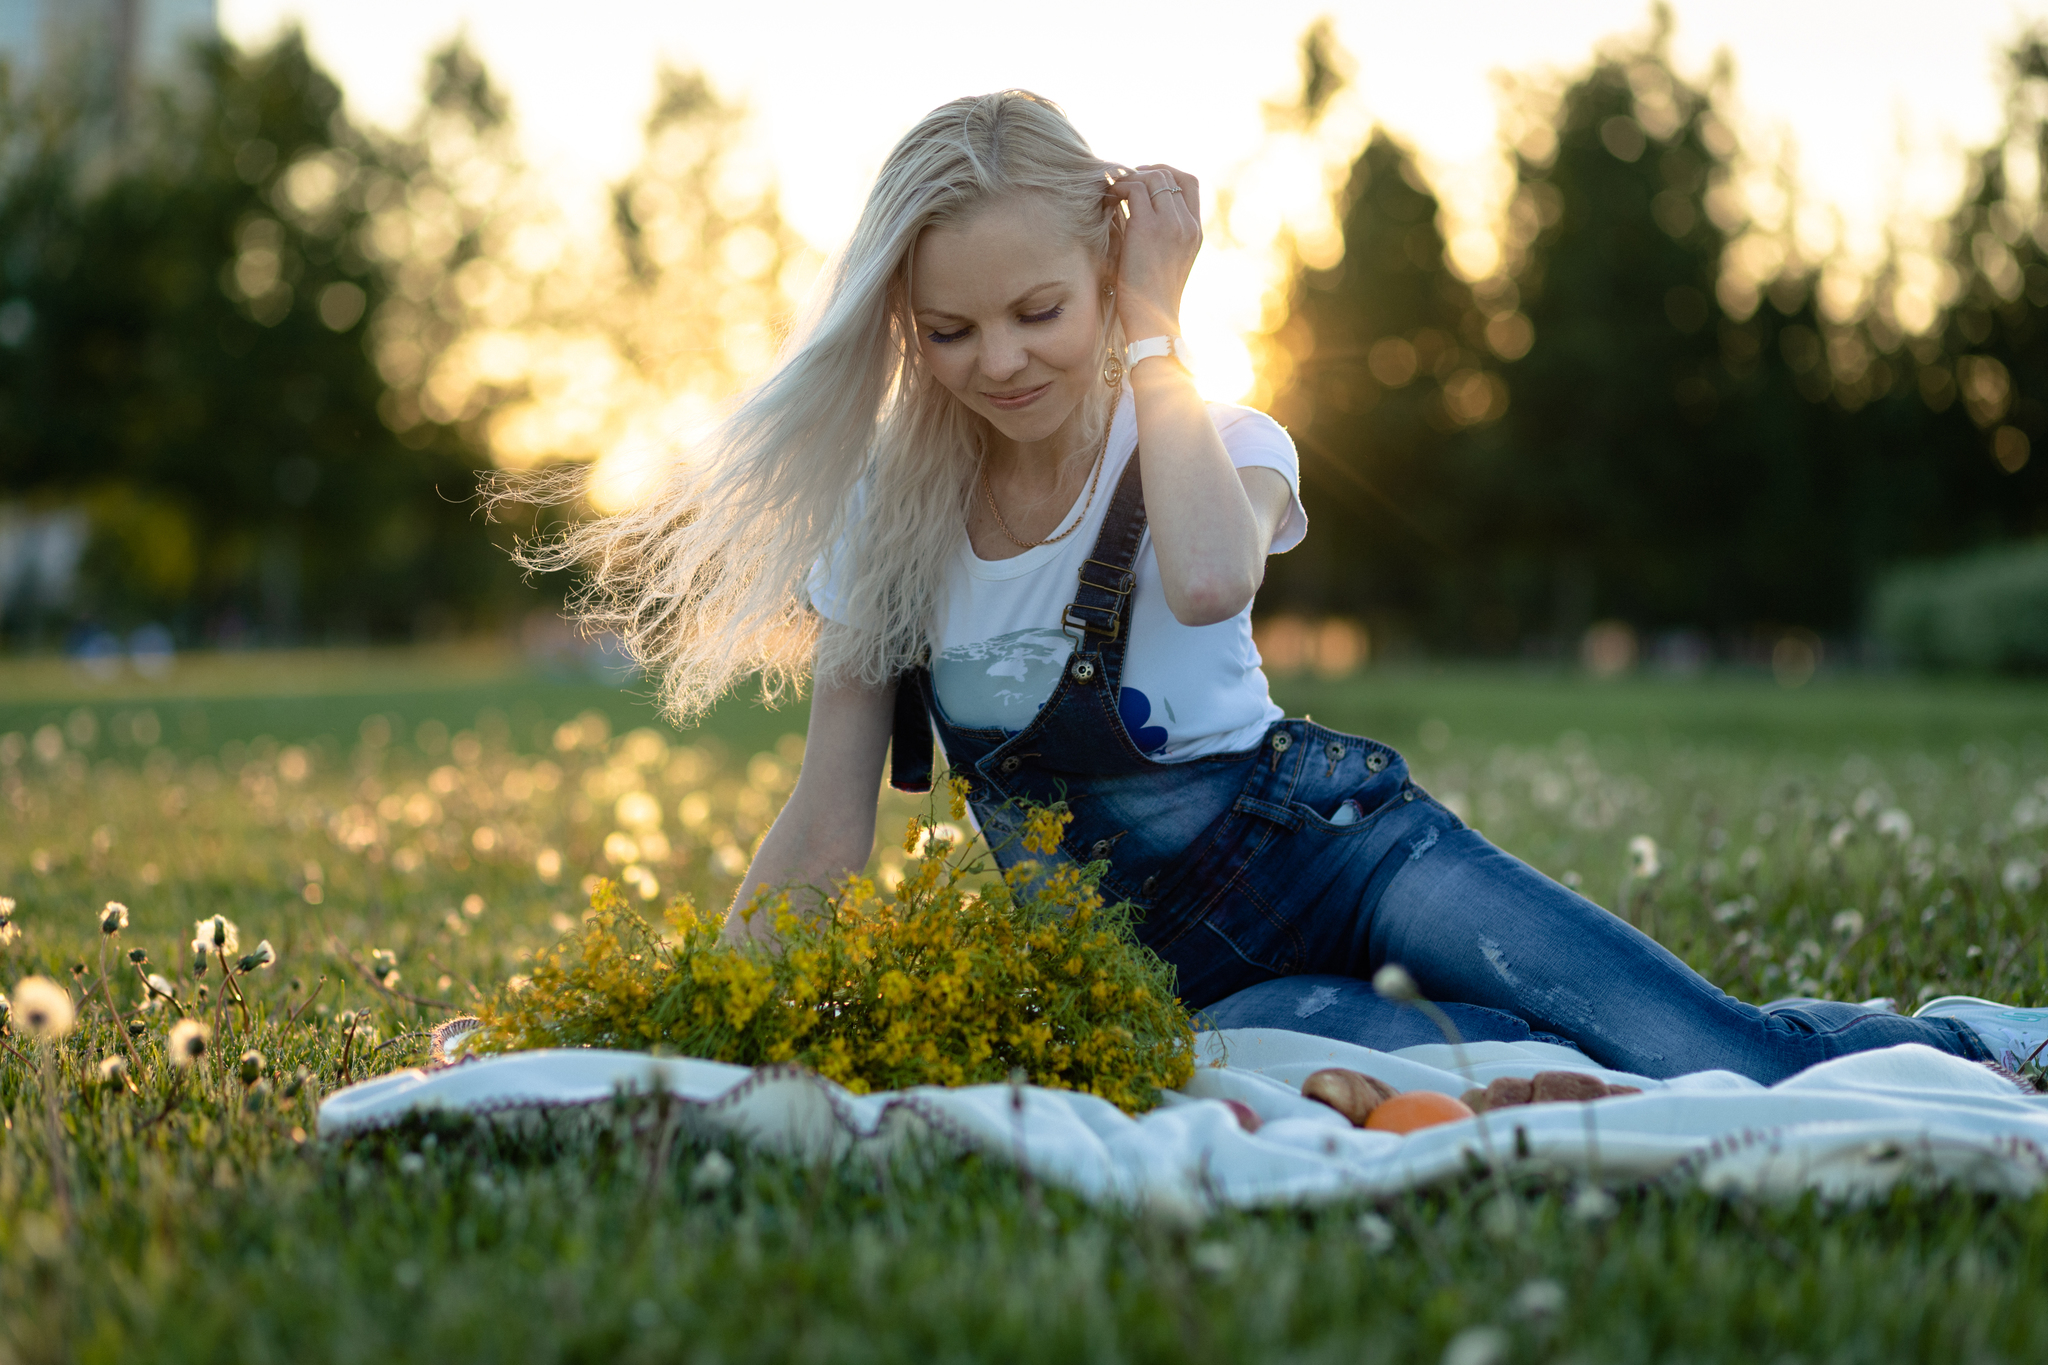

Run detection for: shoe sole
[[1914, 994, 2003, 1018]]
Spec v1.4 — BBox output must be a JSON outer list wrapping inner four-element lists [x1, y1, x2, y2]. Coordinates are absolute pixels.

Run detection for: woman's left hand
[[1106, 164, 1202, 341]]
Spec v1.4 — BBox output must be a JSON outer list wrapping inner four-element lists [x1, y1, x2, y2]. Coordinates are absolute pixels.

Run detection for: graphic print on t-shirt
[[1116, 687, 1169, 754], [932, 628, 1074, 728]]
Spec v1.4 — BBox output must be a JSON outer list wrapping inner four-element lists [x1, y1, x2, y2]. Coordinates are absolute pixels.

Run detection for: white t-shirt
[[812, 396, 1305, 762]]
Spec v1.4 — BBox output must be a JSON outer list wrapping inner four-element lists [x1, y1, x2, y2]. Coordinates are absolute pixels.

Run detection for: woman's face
[[910, 194, 1108, 448]]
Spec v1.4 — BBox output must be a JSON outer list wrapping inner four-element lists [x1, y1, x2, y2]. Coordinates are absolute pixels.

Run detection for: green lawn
[[2, 647, 2046, 1363]]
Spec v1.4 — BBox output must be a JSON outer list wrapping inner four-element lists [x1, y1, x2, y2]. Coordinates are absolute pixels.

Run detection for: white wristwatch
[[1125, 334, 1195, 374]]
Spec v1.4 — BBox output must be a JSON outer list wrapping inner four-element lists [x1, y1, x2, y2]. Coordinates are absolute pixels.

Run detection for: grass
[[2, 647, 2047, 1363]]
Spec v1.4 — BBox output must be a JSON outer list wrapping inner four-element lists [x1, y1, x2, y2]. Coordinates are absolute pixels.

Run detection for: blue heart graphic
[[1118, 687, 1170, 754]]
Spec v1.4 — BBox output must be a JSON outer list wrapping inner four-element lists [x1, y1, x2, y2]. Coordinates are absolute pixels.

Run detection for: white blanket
[[317, 1030, 2048, 1207]]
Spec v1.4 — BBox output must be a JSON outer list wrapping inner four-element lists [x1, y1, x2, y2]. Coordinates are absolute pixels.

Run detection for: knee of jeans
[[1196, 974, 1364, 1029]]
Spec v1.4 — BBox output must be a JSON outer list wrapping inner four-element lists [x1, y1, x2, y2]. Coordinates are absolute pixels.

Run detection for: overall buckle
[[1062, 602, 1122, 641], [1076, 558, 1135, 597]]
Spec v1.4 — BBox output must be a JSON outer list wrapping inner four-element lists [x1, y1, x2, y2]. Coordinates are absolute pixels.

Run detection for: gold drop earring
[[1100, 286, 1123, 388]]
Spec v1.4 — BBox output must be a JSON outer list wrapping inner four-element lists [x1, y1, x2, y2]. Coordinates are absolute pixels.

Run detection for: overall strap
[[1058, 451, 1147, 690], [888, 663, 934, 793]]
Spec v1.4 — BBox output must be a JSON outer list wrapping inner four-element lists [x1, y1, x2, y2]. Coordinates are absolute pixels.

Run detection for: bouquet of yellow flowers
[[474, 786, 1197, 1113]]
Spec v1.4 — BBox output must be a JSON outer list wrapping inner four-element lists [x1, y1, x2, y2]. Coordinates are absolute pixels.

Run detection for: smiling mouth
[[983, 382, 1052, 411]]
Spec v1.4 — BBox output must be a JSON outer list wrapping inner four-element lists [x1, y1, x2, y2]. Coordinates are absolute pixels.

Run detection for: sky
[[218, 0, 2047, 399]]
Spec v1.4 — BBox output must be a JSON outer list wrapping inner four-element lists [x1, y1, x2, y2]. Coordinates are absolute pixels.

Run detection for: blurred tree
[[1449, 18, 1751, 651], [1908, 33, 2048, 542], [479, 66, 811, 511], [1263, 13, 2047, 657], [1259, 26, 1506, 651], [0, 31, 807, 647], [0, 29, 518, 644]]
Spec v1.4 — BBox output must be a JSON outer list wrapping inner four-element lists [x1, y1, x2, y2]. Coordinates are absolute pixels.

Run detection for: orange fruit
[[1363, 1090, 1476, 1133]]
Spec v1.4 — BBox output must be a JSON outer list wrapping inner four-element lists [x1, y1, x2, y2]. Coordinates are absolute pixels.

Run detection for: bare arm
[[1110, 164, 1292, 626], [722, 663, 893, 949], [1130, 361, 1293, 624]]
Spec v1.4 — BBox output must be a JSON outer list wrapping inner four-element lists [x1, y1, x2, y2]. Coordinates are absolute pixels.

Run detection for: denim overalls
[[890, 458, 1990, 1083]]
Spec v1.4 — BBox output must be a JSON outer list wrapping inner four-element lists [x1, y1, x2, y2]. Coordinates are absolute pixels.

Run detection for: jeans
[[1197, 974, 1582, 1052], [1123, 722, 1991, 1085]]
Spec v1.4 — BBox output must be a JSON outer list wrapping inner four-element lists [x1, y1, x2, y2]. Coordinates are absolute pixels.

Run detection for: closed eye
[[926, 305, 1063, 345]]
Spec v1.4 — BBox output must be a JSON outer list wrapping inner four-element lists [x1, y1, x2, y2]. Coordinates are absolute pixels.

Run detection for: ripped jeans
[[1126, 722, 1990, 1085]]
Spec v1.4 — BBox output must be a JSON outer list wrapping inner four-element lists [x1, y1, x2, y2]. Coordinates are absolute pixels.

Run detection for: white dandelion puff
[[1627, 835, 1662, 879], [191, 915, 239, 956], [168, 1017, 210, 1068], [12, 975, 74, 1039]]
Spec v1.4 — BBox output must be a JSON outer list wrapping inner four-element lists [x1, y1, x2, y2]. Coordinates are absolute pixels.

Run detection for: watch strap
[[1124, 334, 1192, 372]]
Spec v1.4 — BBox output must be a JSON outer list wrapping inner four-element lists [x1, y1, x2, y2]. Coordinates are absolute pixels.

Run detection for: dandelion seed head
[[1876, 808, 1914, 841], [168, 1017, 210, 1067], [98, 1054, 128, 1087], [691, 1150, 736, 1191], [1627, 835, 1662, 879], [1831, 908, 1866, 939], [12, 975, 73, 1038], [1372, 963, 1420, 1003], [1511, 1277, 1567, 1320], [2003, 858, 2043, 896], [1442, 1325, 1511, 1365], [237, 940, 276, 973], [191, 914, 239, 956], [239, 1049, 265, 1085], [128, 947, 148, 964], [99, 901, 129, 935]]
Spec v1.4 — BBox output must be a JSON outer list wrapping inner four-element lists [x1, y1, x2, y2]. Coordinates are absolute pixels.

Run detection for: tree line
[[1264, 17, 2046, 663], [0, 30, 800, 649], [1, 20, 2042, 664]]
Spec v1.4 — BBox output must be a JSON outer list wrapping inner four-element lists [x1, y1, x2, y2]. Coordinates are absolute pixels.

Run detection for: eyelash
[[927, 305, 1064, 345]]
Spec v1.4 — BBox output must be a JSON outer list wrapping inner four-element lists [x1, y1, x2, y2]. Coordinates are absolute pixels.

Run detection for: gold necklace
[[979, 394, 1119, 551]]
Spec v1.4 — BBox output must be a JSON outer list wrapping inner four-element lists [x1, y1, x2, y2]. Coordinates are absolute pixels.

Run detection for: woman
[[537, 90, 2038, 1085]]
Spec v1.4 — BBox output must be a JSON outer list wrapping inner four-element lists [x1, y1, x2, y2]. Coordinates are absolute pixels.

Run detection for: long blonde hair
[[515, 90, 1126, 721]]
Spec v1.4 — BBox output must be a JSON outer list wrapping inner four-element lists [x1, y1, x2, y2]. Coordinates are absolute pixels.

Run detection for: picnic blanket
[[317, 1029, 2048, 1207]]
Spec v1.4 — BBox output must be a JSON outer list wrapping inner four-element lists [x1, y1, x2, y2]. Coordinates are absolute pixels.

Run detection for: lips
[[982, 382, 1052, 411]]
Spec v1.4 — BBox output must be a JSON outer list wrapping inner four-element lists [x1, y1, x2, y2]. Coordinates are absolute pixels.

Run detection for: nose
[[979, 326, 1028, 383]]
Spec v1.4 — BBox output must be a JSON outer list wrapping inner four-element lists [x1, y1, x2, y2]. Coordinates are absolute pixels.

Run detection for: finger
[[1128, 165, 1197, 231], [1147, 164, 1200, 228], [1117, 173, 1171, 225], [1172, 168, 1201, 226]]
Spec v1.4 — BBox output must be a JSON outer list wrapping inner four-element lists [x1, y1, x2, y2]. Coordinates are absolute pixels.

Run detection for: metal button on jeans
[[1141, 875, 1157, 896], [999, 755, 1021, 775], [1366, 752, 1388, 773], [1270, 732, 1292, 753], [1070, 658, 1097, 683], [1325, 741, 1345, 761]]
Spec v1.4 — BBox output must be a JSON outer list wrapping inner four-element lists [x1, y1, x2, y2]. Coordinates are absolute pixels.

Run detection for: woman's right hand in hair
[[722, 662, 893, 950], [1107, 164, 1203, 341]]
